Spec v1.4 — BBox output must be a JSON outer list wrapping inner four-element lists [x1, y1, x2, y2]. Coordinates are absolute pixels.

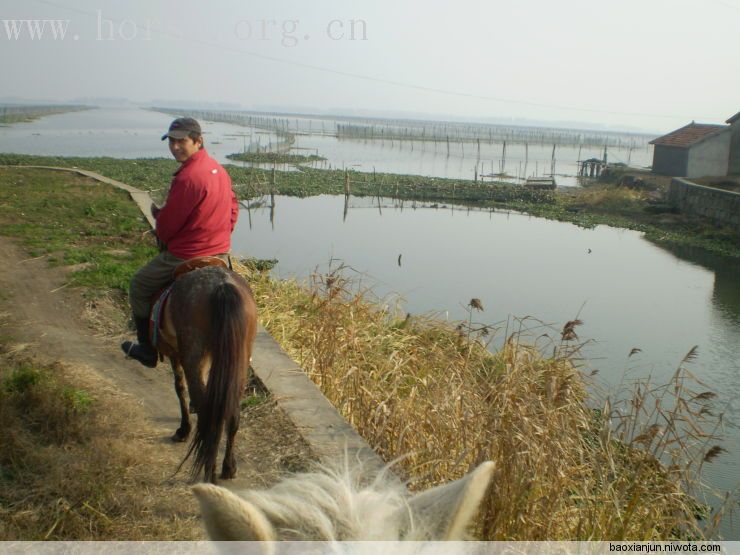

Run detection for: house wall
[[652, 145, 687, 176], [729, 120, 740, 175], [668, 178, 740, 231], [686, 130, 730, 178]]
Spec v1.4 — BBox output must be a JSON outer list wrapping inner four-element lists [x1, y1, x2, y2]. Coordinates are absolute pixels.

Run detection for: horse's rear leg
[[220, 411, 240, 480], [170, 357, 191, 442]]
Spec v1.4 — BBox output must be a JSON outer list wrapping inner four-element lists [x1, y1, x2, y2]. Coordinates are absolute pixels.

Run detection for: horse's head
[[192, 461, 495, 541]]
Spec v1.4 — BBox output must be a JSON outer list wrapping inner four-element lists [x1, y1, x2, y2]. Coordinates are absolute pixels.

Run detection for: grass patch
[[241, 394, 267, 409], [0, 351, 201, 540], [237, 260, 728, 540], [0, 167, 157, 295], [227, 151, 326, 164], [0, 105, 88, 126], [1, 362, 93, 447]]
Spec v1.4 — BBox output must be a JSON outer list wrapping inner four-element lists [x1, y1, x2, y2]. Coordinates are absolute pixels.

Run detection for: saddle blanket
[[149, 282, 174, 348]]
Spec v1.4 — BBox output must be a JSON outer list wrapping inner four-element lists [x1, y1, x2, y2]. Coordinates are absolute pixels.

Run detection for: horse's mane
[[243, 462, 415, 541], [193, 459, 495, 542]]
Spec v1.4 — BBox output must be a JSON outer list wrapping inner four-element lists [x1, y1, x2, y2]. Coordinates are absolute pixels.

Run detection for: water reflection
[[257, 194, 740, 333], [652, 240, 740, 323]]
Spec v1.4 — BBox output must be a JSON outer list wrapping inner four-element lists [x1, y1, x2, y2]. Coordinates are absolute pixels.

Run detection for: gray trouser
[[129, 251, 229, 318]]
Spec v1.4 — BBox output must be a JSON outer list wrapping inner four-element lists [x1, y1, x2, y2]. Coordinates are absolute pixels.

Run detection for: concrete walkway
[[6, 164, 387, 476]]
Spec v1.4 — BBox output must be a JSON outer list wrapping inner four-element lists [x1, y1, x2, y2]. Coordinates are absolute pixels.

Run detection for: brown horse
[[155, 264, 257, 484]]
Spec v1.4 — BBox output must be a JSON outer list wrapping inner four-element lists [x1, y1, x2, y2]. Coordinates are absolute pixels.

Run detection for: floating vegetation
[[226, 151, 326, 164], [0, 104, 89, 125]]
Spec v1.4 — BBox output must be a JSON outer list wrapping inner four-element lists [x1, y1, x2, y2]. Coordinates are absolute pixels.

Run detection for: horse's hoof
[[220, 467, 237, 480], [171, 429, 189, 442]]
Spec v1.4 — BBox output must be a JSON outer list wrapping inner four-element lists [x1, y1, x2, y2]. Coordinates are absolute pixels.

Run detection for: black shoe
[[121, 315, 158, 368], [121, 340, 158, 367]]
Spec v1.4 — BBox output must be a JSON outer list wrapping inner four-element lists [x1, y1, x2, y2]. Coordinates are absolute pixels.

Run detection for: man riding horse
[[122, 117, 239, 367]]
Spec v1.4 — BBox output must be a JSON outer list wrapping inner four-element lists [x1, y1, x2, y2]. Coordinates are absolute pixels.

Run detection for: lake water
[[1, 107, 736, 536]]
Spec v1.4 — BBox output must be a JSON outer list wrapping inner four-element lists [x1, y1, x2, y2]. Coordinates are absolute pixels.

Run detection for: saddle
[[149, 256, 230, 347], [172, 256, 228, 280]]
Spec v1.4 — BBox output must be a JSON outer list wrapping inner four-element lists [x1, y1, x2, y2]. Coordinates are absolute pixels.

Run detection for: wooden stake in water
[[550, 144, 556, 176], [344, 170, 350, 195], [501, 141, 507, 175], [269, 188, 276, 231]]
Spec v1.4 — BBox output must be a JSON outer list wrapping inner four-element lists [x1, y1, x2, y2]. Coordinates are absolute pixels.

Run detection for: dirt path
[[0, 236, 312, 506]]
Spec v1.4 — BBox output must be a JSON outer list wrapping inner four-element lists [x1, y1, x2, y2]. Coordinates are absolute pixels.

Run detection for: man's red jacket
[[155, 148, 238, 259]]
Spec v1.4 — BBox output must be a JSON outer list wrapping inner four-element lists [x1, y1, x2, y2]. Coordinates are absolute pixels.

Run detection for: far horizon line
[[2, 96, 677, 136]]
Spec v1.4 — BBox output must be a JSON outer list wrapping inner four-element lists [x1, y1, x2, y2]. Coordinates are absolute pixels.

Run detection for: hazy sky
[[2, 0, 739, 133]]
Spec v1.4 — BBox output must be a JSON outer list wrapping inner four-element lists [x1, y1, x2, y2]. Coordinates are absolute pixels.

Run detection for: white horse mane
[[193, 460, 495, 542]]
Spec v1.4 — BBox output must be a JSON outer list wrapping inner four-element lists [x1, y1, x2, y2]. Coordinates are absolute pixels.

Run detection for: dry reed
[[236, 259, 728, 540]]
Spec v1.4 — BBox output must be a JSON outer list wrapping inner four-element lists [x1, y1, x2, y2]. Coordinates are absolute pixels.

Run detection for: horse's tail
[[187, 280, 248, 481]]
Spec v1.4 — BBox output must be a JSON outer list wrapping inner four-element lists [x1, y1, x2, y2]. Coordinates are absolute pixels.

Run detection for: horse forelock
[[240, 464, 420, 541]]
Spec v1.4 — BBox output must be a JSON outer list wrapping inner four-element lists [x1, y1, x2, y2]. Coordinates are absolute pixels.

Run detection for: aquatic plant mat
[[238, 260, 732, 540]]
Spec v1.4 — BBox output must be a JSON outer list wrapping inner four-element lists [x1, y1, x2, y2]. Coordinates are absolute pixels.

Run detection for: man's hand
[[150, 202, 161, 218], [143, 229, 166, 252]]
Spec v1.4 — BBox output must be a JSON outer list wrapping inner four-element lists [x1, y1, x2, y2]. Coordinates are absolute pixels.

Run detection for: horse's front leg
[[170, 357, 191, 442]]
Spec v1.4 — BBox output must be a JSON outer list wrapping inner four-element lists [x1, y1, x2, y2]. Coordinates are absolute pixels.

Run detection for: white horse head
[[192, 461, 494, 542]]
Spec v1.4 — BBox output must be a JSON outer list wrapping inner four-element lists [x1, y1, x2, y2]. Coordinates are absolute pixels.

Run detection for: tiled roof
[[650, 123, 728, 148], [726, 111, 740, 124]]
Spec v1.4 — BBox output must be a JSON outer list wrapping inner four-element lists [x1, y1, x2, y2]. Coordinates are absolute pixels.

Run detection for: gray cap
[[161, 117, 202, 140]]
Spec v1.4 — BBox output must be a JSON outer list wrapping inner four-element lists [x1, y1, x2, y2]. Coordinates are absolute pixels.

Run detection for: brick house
[[650, 122, 731, 178]]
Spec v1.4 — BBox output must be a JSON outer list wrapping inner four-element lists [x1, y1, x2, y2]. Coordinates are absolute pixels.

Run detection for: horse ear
[[192, 484, 276, 541], [405, 461, 495, 540]]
